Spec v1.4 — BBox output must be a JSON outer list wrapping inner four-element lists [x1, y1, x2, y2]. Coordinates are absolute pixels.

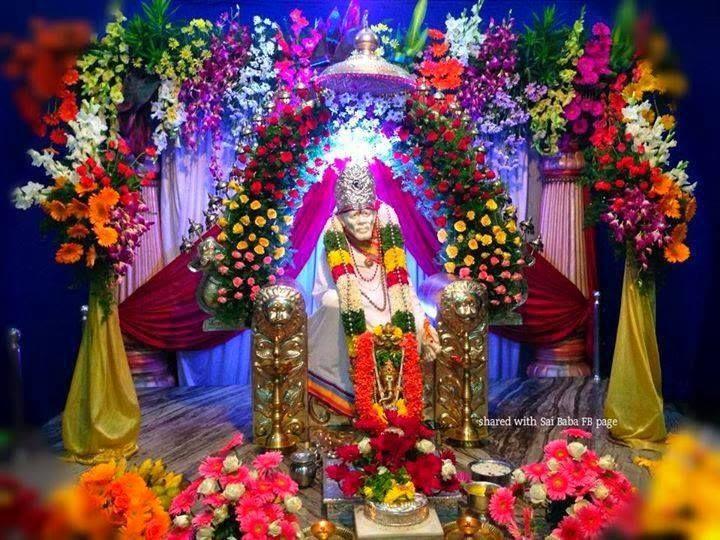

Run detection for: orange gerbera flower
[[430, 40, 449, 59], [67, 198, 89, 219], [664, 223, 690, 263], [45, 200, 69, 221], [685, 196, 697, 221], [85, 244, 96, 268], [89, 199, 111, 225], [96, 187, 120, 206], [428, 28, 445, 40], [94, 225, 118, 247], [55, 242, 83, 264], [67, 223, 89, 239], [651, 174, 672, 196]]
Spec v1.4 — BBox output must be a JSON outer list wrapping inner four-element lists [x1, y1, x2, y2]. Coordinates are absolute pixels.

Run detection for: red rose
[[326, 463, 350, 482], [427, 131, 439, 142], [435, 216, 447, 228], [443, 130, 455, 143], [145, 146, 157, 158], [49, 128, 67, 145], [476, 153, 486, 165], [486, 170, 496, 179], [406, 454, 442, 495], [339, 470, 364, 497], [336, 444, 361, 463], [250, 181, 262, 195], [397, 127, 410, 141], [594, 181, 612, 192]]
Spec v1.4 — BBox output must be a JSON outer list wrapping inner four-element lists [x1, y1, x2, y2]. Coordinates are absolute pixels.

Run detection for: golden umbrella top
[[315, 24, 416, 95]]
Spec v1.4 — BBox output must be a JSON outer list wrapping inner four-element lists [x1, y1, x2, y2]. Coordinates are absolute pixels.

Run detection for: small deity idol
[[308, 162, 440, 424]]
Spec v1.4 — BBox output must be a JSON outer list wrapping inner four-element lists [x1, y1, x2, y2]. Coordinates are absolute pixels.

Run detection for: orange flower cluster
[[418, 29, 464, 91], [42, 461, 170, 540]]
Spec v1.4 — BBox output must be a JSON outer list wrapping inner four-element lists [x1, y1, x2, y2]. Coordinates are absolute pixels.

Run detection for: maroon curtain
[[118, 226, 242, 350], [492, 253, 593, 346]]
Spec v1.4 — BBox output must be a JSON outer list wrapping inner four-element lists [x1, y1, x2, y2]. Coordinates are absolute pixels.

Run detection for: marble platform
[[39, 377, 667, 527]]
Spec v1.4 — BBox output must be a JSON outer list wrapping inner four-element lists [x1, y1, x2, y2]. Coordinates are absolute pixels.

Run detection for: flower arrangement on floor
[[326, 411, 466, 503], [168, 434, 303, 540], [128, 458, 185, 511], [584, 60, 695, 278], [43, 460, 171, 539], [489, 429, 637, 539]]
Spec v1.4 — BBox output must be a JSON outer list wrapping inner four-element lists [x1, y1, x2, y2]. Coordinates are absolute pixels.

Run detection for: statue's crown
[[335, 162, 376, 213]]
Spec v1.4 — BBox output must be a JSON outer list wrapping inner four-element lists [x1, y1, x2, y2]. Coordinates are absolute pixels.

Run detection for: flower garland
[[168, 433, 303, 540], [398, 90, 529, 318], [210, 99, 330, 326], [323, 207, 422, 426]]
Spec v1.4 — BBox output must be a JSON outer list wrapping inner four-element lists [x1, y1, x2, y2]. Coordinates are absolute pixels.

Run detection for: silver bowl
[[468, 458, 514, 486]]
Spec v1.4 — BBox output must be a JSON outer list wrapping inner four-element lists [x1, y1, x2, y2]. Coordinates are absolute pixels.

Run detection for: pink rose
[[234, 292, 243, 299], [232, 251, 241, 259], [217, 296, 227, 304], [459, 267, 471, 278], [263, 256, 272, 265], [247, 277, 255, 286], [234, 261, 244, 269], [218, 265, 229, 275], [233, 277, 243, 287]]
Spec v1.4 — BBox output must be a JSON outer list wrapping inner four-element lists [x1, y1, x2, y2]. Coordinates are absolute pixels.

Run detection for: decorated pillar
[[528, 150, 591, 377]]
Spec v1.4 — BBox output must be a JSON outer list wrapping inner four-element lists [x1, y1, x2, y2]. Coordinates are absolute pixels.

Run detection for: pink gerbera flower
[[560, 460, 597, 492], [191, 511, 214, 528], [198, 456, 224, 479], [488, 487, 516, 525], [253, 451, 283, 474], [554, 516, 584, 540], [239, 510, 270, 537], [279, 518, 299, 538], [223, 465, 250, 486], [562, 428, 592, 440], [169, 479, 201, 514], [522, 462, 548, 482], [575, 503, 606, 537], [218, 433, 245, 457], [202, 493, 226, 508], [167, 529, 193, 540], [248, 477, 276, 503], [545, 471, 573, 501], [544, 439, 571, 461], [236, 494, 263, 516], [271, 471, 298, 498]]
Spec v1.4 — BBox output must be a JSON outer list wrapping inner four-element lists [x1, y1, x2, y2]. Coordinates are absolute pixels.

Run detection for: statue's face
[[264, 297, 294, 325], [454, 291, 479, 321], [338, 208, 376, 242]]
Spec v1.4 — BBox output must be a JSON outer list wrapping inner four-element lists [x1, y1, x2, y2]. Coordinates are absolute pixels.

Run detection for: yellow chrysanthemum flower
[[237, 241, 248, 250], [466, 210, 476, 220], [480, 234, 493, 246], [454, 220, 467, 233], [507, 220, 517, 233], [384, 247, 406, 272], [486, 199, 498, 211], [255, 216, 266, 227], [267, 208, 277, 219], [254, 245, 265, 255], [468, 238, 478, 250], [241, 216, 251, 226], [463, 255, 475, 266], [239, 194, 249, 204], [445, 245, 459, 259], [248, 233, 257, 242], [218, 217, 228, 227], [250, 200, 261, 211], [444, 261, 456, 273], [273, 247, 285, 259], [495, 231, 507, 244], [259, 238, 270, 247], [328, 249, 352, 268], [228, 201, 239, 210], [217, 232, 227, 242], [480, 215, 492, 227], [232, 223, 244, 234]]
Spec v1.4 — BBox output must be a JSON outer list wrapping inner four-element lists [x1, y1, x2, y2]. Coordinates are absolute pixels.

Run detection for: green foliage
[[611, 0, 637, 73], [393, 0, 428, 65], [124, 0, 179, 71], [363, 468, 411, 503], [519, 6, 571, 87]]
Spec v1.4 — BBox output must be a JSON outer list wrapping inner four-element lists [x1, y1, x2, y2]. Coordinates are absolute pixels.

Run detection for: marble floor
[[36, 377, 666, 526]]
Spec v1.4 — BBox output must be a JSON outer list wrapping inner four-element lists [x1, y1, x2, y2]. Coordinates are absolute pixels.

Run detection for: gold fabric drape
[[605, 259, 666, 451], [62, 291, 140, 464]]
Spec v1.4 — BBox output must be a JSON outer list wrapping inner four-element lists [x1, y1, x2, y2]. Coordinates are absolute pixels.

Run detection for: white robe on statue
[[308, 203, 427, 407]]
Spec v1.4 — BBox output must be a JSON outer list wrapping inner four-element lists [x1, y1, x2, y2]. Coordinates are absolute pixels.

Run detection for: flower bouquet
[[43, 460, 171, 539], [488, 429, 637, 539], [326, 412, 465, 511], [168, 434, 303, 540], [13, 68, 156, 463]]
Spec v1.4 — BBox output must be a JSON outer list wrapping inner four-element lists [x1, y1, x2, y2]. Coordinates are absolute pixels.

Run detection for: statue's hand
[[422, 320, 441, 363]]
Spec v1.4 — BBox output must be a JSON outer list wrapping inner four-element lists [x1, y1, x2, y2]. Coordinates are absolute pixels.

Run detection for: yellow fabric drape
[[62, 291, 140, 464], [605, 259, 666, 451]]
